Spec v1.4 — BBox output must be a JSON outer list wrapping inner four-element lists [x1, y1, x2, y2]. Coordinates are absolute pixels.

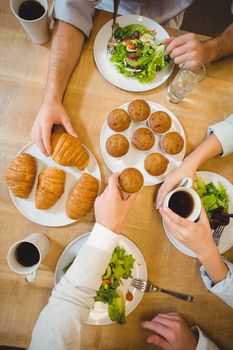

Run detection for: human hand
[[165, 33, 209, 69], [142, 313, 197, 350], [94, 173, 137, 234], [156, 164, 195, 209], [31, 100, 77, 156]]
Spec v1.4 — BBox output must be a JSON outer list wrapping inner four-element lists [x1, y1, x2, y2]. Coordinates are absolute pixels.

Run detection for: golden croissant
[[35, 167, 65, 210], [66, 173, 99, 219], [51, 133, 89, 170], [5, 152, 37, 199]]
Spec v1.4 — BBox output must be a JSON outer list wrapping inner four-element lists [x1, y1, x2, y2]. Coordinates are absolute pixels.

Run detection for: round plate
[[163, 171, 233, 257], [94, 15, 174, 92], [55, 233, 147, 325], [9, 142, 101, 227], [100, 100, 186, 186]]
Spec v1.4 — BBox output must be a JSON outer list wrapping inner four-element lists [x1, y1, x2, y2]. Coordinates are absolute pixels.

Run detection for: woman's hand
[[94, 174, 137, 234]]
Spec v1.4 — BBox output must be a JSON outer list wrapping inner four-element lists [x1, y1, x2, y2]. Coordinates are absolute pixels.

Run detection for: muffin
[[132, 127, 155, 151], [106, 134, 129, 157], [144, 153, 169, 176], [119, 168, 144, 193], [149, 111, 172, 134], [161, 132, 184, 155], [107, 108, 131, 132], [128, 99, 150, 122]]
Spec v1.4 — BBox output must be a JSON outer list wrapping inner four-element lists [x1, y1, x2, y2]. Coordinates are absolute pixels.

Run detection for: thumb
[[199, 205, 210, 225], [62, 114, 78, 138]]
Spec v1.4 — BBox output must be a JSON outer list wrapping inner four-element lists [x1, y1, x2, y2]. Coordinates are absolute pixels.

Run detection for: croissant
[[5, 153, 37, 199], [66, 173, 99, 219], [51, 133, 89, 170], [35, 167, 65, 210]]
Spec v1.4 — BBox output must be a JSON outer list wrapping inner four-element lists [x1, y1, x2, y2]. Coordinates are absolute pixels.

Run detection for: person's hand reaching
[[31, 100, 77, 156], [94, 173, 137, 234], [142, 313, 198, 350]]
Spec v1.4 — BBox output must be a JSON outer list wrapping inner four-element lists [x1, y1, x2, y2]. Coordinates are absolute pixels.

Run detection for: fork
[[131, 278, 194, 302], [107, 0, 121, 54], [212, 225, 225, 246]]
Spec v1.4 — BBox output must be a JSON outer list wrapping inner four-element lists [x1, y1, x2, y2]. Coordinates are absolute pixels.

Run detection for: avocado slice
[[102, 265, 112, 280]]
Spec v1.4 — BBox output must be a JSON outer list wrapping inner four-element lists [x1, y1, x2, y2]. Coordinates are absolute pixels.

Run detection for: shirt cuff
[[86, 223, 119, 252], [207, 115, 233, 156], [192, 326, 219, 350]]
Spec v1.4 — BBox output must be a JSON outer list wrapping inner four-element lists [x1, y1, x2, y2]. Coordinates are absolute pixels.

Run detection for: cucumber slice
[[141, 32, 155, 44]]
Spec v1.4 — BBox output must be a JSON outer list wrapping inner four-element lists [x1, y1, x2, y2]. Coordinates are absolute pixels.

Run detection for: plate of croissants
[[5, 132, 101, 227]]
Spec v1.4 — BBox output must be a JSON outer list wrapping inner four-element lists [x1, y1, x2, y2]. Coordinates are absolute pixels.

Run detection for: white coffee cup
[[7, 233, 50, 282], [10, 0, 53, 44], [163, 177, 201, 222]]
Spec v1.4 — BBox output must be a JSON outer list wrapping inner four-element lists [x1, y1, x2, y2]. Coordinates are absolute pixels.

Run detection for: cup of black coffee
[[163, 177, 201, 221], [10, 0, 53, 44], [7, 233, 50, 282]]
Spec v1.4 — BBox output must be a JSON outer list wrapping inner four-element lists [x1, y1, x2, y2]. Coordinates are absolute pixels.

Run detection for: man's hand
[[165, 33, 210, 69], [31, 100, 77, 156], [142, 313, 197, 350], [94, 174, 137, 234]]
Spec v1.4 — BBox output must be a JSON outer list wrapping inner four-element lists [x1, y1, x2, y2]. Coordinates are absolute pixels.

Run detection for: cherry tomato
[[128, 43, 136, 50], [127, 53, 136, 60], [126, 290, 133, 301], [132, 66, 140, 70]]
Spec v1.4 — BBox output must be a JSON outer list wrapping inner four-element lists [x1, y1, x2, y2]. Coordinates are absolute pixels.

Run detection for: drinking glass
[[168, 62, 206, 103]]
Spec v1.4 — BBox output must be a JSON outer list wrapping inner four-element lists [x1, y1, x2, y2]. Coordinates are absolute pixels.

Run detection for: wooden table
[[1, 1, 233, 349]]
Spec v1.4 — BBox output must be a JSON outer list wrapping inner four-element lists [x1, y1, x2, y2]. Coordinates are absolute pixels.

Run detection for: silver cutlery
[[212, 225, 225, 245], [107, 0, 120, 54], [131, 277, 194, 302]]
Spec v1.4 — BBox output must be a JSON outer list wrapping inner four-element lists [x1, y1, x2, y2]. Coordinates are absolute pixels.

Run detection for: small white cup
[[10, 0, 53, 44], [7, 233, 50, 282], [163, 177, 201, 222]]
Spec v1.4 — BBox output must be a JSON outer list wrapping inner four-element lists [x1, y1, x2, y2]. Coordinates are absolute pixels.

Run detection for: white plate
[[94, 15, 174, 92], [9, 142, 101, 227], [55, 233, 147, 325], [100, 100, 186, 186], [163, 171, 233, 257]]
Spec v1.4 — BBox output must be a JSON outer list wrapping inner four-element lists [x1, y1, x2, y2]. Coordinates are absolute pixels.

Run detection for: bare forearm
[[181, 134, 223, 173], [204, 23, 233, 64], [44, 20, 84, 102]]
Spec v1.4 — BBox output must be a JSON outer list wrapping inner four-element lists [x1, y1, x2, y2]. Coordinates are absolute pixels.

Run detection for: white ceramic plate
[[94, 15, 174, 92], [55, 233, 147, 325], [163, 171, 233, 257], [9, 142, 101, 227], [100, 100, 186, 186]]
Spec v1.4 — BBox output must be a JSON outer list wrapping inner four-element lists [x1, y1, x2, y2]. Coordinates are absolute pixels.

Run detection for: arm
[[156, 115, 233, 207], [29, 175, 137, 350], [165, 23, 233, 69]]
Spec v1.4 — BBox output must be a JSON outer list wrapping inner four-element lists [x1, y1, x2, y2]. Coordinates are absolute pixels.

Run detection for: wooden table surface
[[1, 1, 233, 349]]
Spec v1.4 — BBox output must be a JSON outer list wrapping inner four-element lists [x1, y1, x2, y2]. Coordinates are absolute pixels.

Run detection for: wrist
[[202, 39, 219, 64]]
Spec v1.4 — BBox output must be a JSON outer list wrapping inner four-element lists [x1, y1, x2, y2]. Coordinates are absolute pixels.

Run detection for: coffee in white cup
[[7, 233, 50, 282]]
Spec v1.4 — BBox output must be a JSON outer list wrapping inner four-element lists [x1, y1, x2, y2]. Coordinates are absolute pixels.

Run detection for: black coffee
[[18, 1, 45, 20], [168, 190, 194, 218], [15, 242, 40, 267]]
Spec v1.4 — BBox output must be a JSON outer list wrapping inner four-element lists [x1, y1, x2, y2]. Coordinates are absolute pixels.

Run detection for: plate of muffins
[[5, 133, 101, 227], [100, 99, 186, 186]]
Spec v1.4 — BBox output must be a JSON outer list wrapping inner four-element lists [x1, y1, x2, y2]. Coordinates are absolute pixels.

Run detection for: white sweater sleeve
[[192, 326, 220, 350], [208, 115, 233, 156], [28, 223, 119, 350]]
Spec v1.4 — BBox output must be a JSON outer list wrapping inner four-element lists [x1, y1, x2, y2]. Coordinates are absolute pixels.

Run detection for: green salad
[[194, 176, 230, 229], [63, 246, 135, 325], [109, 23, 170, 83]]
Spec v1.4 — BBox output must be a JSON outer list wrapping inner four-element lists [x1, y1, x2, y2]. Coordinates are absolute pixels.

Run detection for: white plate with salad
[[94, 15, 174, 92], [163, 171, 233, 257], [100, 100, 186, 186], [55, 233, 147, 325]]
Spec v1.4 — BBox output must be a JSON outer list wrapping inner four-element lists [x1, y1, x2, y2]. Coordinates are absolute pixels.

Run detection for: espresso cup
[[163, 177, 201, 222], [7, 233, 50, 282], [10, 0, 53, 44]]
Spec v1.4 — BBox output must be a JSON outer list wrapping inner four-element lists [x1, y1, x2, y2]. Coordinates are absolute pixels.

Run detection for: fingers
[[169, 43, 190, 59], [165, 33, 195, 55], [31, 125, 48, 156], [156, 181, 176, 209], [108, 173, 120, 193], [159, 207, 190, 236], [142, 320, 169, 335], [147, 334, 170, 349], [163, 37, 174, 46], [199, 205, 210, 226], [42, 122, 52, 155], [62, 114, 78, 138]]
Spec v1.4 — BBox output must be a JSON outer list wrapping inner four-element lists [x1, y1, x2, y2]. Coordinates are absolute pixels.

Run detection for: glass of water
[[168, 62, 206, 103]]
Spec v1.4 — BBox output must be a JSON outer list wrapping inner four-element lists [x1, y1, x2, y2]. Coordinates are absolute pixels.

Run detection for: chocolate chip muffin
[[107, 108, 131, 132], [144, 153, 169, 176], [132, 127, 155, 151], [161, 132, 184, 155], [106, 134, 129, 157], [128, 99, 150, 122], [149, 111, 172, 134], [119, 168, 144, 193]]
